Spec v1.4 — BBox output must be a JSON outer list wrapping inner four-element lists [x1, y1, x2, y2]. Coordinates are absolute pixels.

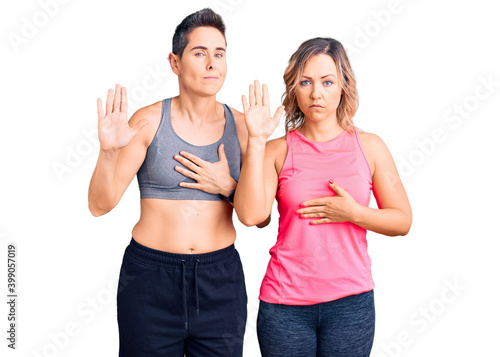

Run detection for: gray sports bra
[[136, 98, 241, 201]]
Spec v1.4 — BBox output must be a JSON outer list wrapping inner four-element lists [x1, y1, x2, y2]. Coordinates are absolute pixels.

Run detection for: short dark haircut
[[172, 8, 226, 58]]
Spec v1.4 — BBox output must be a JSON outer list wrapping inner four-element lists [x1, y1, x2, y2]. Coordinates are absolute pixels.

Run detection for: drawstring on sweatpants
[[194, 259, 200, 316], [181, 259, 201, 329], [181, 260, 188, 330]]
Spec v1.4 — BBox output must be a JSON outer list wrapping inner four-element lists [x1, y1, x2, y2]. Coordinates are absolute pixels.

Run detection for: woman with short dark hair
[[89, 8, 251, 357]]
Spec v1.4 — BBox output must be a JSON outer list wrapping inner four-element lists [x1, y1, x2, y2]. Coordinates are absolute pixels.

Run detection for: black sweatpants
[[117, 237, 247, 356]]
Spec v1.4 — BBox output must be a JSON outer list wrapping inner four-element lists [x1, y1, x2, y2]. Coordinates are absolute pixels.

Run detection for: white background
[[1, 0, 499, 356]]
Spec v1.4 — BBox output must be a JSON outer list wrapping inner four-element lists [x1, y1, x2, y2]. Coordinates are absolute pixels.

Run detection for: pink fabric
[[259, 128, 375, 305]]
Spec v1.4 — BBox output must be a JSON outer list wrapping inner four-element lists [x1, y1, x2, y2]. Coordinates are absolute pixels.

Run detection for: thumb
[[241, 95, 249, 114], [272, 105, 285, 126], [218, 143, 227, 162], [328, 179, 344, 197]]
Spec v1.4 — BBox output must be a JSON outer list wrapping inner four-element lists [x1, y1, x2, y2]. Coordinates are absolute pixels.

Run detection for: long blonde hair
[[282, 37, 359, 133]]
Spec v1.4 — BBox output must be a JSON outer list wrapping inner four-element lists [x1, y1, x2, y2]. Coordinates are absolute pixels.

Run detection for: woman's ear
[[168, 53, 181, 75]]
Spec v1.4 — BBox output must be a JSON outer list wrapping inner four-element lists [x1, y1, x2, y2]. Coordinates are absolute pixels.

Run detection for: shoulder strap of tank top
[[147, 98, 172, 145], [352, 127, 365, 154], [155, 97, 172, 139], [222, 104, 237, 134], [285, 129, 296, 171], [352, 127, 373, 184], [161, 97, 175, 135]]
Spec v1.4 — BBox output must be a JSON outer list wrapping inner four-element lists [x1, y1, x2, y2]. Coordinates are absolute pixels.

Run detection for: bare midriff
[[131, 198, 236, 254]]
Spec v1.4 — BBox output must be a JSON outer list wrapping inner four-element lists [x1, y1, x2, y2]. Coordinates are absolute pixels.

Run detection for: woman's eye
[[299, 80, 310, 86], [215, 53, 223, 58], [195, 52, 204, 57], [324, 80, 333, 86]]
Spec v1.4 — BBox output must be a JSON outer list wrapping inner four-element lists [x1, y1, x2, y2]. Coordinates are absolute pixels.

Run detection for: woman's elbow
[[89, 205, 106, 217], [396, 214, 412, 236], [399, 226, 411, 236], [235, 210, 268, 227], [237, 215, 261, 227], [256, 215, 271, 228], [88, 200, 113, 217]]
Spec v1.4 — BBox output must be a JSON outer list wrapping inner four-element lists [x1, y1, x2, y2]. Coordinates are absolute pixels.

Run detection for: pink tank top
[[259, 128, 375, 305]]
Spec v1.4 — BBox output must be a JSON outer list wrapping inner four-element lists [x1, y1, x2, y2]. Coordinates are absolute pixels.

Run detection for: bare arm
[[353, 133, 412, 235], [233, 81, 284, 226], [88, 84, 152, 216]]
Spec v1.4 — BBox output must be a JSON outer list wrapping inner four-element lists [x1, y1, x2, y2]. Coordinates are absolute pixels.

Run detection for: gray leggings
[[257, 290, 375, 357]]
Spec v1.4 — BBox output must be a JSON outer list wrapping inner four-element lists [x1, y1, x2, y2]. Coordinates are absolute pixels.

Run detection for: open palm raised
[[97, 84, 149, 152], [241, 80, 284, 141]]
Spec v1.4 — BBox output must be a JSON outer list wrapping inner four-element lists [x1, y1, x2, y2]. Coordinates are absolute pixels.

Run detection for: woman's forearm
[[234, 137, 270, 226], [351, 204, 412, 236], [88, 149, 120, 216]]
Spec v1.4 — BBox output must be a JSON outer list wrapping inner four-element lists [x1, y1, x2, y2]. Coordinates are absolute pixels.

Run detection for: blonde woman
[[234, 38, 412, 356]]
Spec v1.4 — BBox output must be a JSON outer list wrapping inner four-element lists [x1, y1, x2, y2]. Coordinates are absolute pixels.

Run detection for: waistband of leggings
[[126, 237, 238, 269]]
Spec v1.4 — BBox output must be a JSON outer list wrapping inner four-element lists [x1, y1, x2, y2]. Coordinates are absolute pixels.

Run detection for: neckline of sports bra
[[165, 97, 228, 148]]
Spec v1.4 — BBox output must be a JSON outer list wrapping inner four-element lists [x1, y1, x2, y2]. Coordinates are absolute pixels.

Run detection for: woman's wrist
[[219, 190, 236, 202], [245, 136, 268, 159], [99, 147, 121, 161], [219, 178, 237, 200], [247, 135, 268, 146], [349, 202, 364, 225]]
